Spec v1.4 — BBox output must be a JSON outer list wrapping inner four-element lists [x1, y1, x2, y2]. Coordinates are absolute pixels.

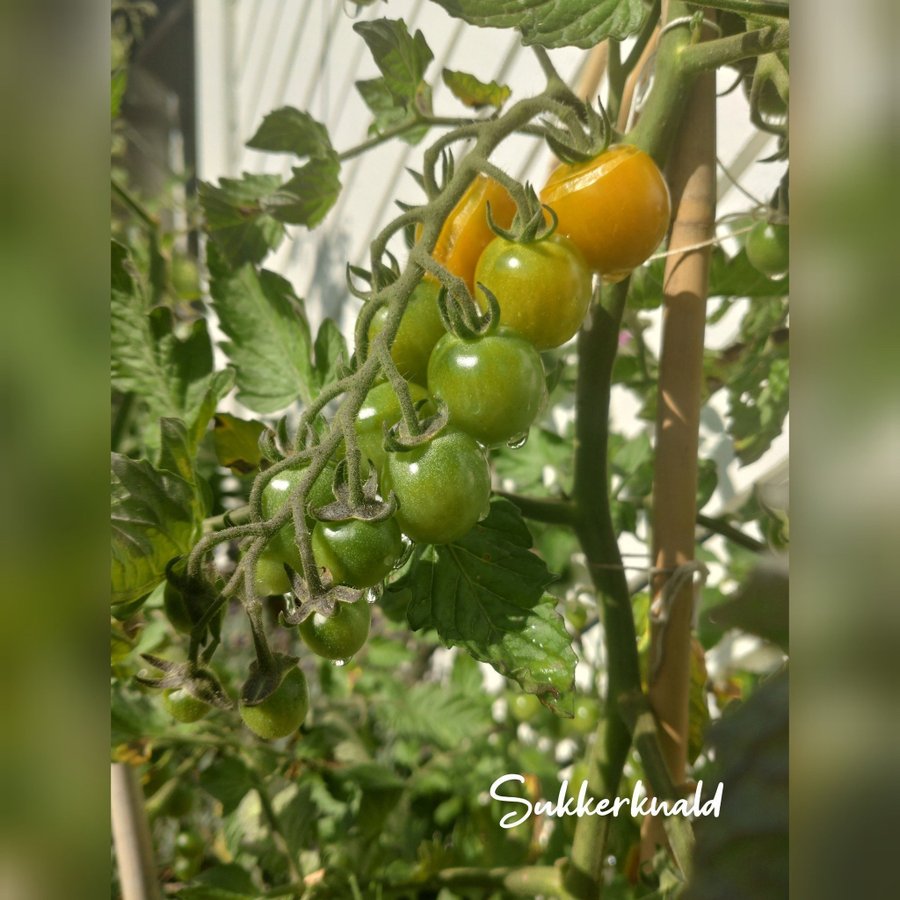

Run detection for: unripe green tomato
[[261, 463, 336, 571], [163, 582, 195, 633], [239, 667, 310, 740], [298, 599, 372, 660], [382, 430, 491, 544], [561, 696, 600, 736], [175, 829, 204, 859], [355, 381, 433, 474], [368, 279, 446, 385], [162, 688, 210, 724], [427, 328, 548, 446], [745, 220, 789, 278], [509, 692, 543, 723], [173, 854, 201, 882], [312, 518, 403, 588], [253, 550, 292, 596]]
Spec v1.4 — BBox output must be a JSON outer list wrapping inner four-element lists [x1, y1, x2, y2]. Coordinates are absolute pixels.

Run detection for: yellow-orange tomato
[[422, 175, 517, 293], [540, 145, 671, 282]]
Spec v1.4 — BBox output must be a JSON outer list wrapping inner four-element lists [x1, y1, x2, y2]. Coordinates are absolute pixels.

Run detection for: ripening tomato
[[473, 233, 593, 350], [367, 279, 446, 385], [382, 429, 491, 544], [425, 174, 517, 292], [540, 144, 671, 281], [240, 666, 310, 740], [427, 327, 547, 446], [253, 550, 292, 596]]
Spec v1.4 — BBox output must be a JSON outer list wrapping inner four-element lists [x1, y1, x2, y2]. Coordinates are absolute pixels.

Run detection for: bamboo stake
[[111, 763, 162, 900], [642, 24, 718, 860]]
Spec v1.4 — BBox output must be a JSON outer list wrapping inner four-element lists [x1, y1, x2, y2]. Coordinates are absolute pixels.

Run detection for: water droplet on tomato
[[332, 658, 350, 668], [365, 585, 382, 605], [506, 432, 529, 450], [393, 535, 414, 569]]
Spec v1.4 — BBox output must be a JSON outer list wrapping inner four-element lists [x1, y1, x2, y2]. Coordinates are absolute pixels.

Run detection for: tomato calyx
[[136, 654, 234, 710], [436, 281, 501, 340], [541, 96, 613, 166], [310, 458, 397, 524], [239, 651, 300, 708], [279, 570, 365, 627], [382, 399, 450, 452], [486, 183, 557, 245]]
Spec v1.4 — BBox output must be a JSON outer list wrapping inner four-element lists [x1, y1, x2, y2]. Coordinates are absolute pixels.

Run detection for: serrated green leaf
[[262, 157, 341, 228], [356, 77, 431, 144], [246, 106, 334, 159], [313, 318, 348, 387], [207, 255, 316, 413], [110, 453, 200, 606], [112, 241, 220, 451], [111, 683, 170, 746], [212, 413, 267, 474], [442, 68, 511, 109], [353, 18, 434, 102], [199, 756, 256, 816], [430, 0, 647, 49], [177, 863, 257, 899], [404, 498, 575, 713], [199, 173, 284, 267]]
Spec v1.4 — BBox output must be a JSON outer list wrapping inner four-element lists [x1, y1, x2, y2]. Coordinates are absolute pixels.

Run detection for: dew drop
[[332, 658, 350, 668], [365, 585, 383, 605], [506, 432, 529, 450], [393, 535, 414, 569]]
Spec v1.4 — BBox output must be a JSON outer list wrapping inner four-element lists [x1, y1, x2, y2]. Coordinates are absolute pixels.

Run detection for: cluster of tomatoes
[[164, 145, 672, 739]]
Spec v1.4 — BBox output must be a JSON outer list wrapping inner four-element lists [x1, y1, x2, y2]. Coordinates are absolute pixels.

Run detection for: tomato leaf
[[178, 863, 258, 899], [207, 253, 317, 413], [442, 68, 511, 110], [199, 756, 257, 816], [198, 173, 285, 267], [429, 0, 647, 49], [213, 414, 267, 475], [353, 18, 434, 103], [110, 451, 201, 606], [403, 498, 576, 714], [313, 317, 349, 387], [112, 241, 227, 453], [246, 106, 334, 159], [356, 77, 431, 144], [261, 157, 341, 228]]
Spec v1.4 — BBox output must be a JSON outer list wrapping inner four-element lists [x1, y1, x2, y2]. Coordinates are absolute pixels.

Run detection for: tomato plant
[[472, 233, 593, 350], [427, 326, 547, 445], [311, 516, 403, 588], [540, 144, 671, 282], [112, 4, 790, 897], [298, 598, 372, 660], [239, 666, 310, 740]]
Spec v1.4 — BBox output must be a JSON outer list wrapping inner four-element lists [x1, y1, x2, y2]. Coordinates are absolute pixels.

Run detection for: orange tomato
[[540, 144, 671, 282], [421, 175, 516, 293]]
